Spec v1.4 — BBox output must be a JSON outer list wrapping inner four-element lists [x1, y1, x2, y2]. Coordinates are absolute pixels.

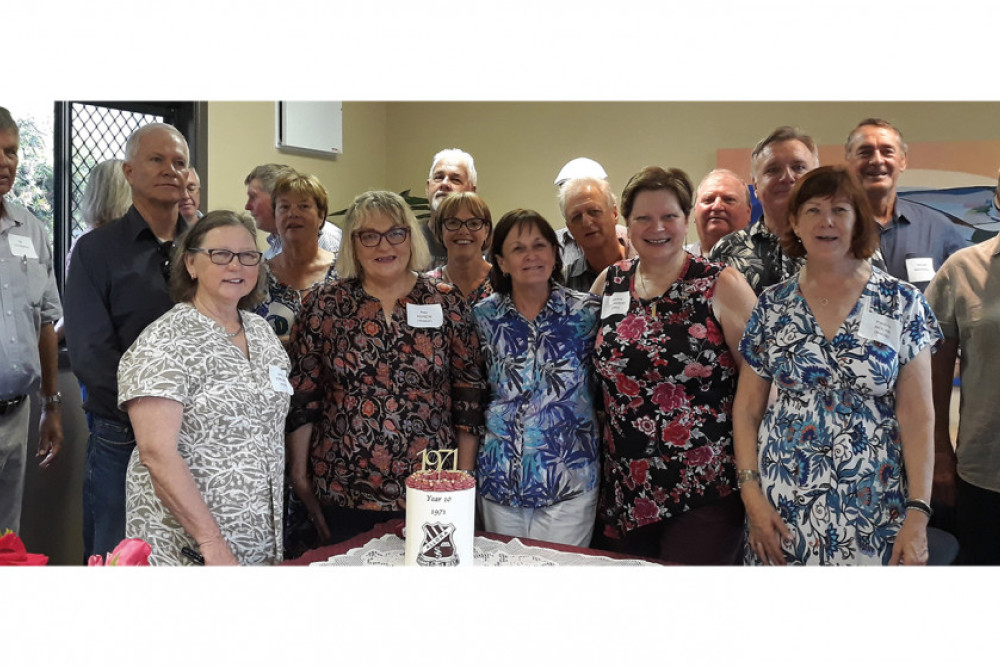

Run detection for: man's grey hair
[[428, 148, 477, 187], [124, 123, 188, 162], [844, 117, 908, 155], [557, 177, 617, 219], [695, 168, 751, 207], [0, 106, 17, 137], [187, 166, 201, 186], [244, 163, 295, 197]]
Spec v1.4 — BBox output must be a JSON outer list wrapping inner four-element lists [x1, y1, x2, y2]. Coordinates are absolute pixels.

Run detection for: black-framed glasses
[[189, 247, 264, 266], [353, 227, 410, 248], [441, 217, 487, 232]]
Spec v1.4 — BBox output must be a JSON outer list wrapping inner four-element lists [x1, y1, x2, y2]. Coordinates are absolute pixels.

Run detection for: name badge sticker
[[269, 365, 294, 395], [858, 303, 902, 349], [601, 292, 631, 319], [7, 235, 38, 259], [905, 257, 936, 284], [406, 303, 444, 328]]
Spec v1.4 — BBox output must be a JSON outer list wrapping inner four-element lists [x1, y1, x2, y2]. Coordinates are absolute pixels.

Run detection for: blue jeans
[[82, 415, 136, 561]]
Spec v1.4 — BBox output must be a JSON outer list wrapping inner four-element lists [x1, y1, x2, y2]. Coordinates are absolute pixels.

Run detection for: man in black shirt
[[65, 123, 190, 560]]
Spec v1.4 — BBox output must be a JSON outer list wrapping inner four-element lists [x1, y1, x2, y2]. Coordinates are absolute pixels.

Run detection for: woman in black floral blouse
[[285, 190, 486, 545], [590, 167, 757, 564]]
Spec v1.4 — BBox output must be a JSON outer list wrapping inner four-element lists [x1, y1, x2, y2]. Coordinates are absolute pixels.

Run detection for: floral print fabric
[[118, 303, 291, 566], [472, 284, 601, 508], [425, 265, 494, 304], [594, 255, 739, 538], [286, 276, 486, 512], [256, 261, 337, 337], [740, 267, 942, 565]]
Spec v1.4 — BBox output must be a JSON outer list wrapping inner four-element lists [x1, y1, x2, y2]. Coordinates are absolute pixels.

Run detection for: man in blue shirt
[[844, 118, 967, 291]]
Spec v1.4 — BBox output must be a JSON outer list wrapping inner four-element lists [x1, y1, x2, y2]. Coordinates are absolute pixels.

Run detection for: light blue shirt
[[0, 201, 62, 398]]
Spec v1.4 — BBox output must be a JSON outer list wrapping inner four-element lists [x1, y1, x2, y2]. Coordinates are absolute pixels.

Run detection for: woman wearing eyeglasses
[[117, 211, 291, 565], [285, 190, 486, 545], [256, 172, 339, 348], [425, 192, 494, 303]]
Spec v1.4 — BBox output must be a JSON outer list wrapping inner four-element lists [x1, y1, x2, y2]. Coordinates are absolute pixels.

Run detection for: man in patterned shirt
[[710, 126, 819, 295]]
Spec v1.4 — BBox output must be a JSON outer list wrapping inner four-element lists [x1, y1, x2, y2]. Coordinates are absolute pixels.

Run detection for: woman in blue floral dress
[[734, 166, 940, 566], [591, 167, 757, 563], [472, 209, 601, 547]]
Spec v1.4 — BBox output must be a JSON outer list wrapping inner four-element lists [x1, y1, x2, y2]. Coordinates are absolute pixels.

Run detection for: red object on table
[[283, 519, 670, 565]]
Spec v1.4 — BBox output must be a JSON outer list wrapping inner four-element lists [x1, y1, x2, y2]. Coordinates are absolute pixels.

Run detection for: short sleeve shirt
[[118, 304, 291, 565], [0, 201, 62, 397], [925, 234, 1000, 492], [472, 285, 601, 508]]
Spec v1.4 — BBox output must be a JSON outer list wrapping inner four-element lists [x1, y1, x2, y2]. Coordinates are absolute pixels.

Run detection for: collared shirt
[[925, 235, 1000, 492], [879, 198, 968, 292], [472, 284, 601, 508], [65, 205, 187, 422], [0, 201, 62, 399], [557, 224, 633, 293], [264, 221, 343, 261], [709, 216, 804, 296]]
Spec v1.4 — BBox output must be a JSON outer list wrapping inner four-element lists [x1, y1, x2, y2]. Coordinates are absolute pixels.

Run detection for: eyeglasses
[[441, 217, 487, 232], [353, 227, 410, 248], [188, 247, 264, 266]]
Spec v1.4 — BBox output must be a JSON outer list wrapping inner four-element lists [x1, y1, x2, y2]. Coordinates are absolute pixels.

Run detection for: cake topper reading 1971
[[420, 448, 458, 473]]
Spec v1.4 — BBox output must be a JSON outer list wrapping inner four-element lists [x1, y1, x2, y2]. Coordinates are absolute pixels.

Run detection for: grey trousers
[[0, 399, 30, 533]]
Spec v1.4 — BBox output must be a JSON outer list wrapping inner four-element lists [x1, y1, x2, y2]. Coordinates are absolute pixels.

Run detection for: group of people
[[4, 105, 997, 566]]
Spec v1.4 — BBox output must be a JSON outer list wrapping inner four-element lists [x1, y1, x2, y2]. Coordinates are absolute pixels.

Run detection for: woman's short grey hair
[[336, 190, 430, 280], [81, 160, 132, 228], [170, 210, 267, 310]]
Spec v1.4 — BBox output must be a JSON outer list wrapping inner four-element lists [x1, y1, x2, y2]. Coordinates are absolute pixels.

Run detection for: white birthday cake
[[404, 469, 476, 567]]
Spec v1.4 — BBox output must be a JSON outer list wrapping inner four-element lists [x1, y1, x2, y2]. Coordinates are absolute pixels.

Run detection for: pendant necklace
[[225, 313, 244, 338]]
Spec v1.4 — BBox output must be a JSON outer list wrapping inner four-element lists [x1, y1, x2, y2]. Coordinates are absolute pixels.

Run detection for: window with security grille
[[53, 101, 202, 290], [67, 104, 162, 241]]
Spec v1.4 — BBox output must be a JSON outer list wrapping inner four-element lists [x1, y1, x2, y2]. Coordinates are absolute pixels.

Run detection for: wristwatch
[[736, 469, 761, 490], [41, 392, 63, 409]]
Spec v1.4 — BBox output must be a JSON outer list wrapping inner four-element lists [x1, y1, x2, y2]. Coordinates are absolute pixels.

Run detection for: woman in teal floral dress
[[734, 166, 940, 566]]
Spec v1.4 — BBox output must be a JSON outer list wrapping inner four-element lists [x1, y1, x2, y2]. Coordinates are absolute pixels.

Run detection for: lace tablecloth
[[309, 533, 657, 566]]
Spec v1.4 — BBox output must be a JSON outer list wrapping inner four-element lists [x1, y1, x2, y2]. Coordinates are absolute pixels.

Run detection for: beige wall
[[205, 101, 388, 223], [206, 101, 1000, 244]]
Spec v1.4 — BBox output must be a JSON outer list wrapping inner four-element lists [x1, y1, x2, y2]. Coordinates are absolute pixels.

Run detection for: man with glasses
[[424, 149, 478, 268], [0, 106, 64, 534], [65, 123, 191, 561]]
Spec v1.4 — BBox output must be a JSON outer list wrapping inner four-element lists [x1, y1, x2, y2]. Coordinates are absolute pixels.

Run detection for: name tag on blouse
[[7, 235, 38, 259], [601, 292, 630, 318], [406, 303, 443, 328], [858, 304, 902, 348], [905, 257, 935, 284], [269, 365, 294, 394]]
